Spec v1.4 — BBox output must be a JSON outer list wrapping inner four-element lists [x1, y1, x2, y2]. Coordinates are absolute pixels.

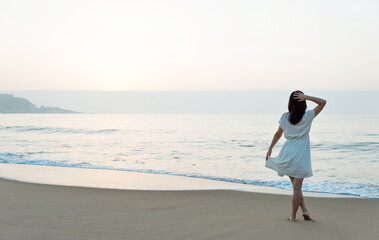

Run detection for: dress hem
[[265, 161, 313, 178]]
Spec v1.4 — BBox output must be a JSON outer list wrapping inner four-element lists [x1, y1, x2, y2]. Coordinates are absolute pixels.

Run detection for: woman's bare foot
[[302, 211, 314, 221], [287, 215, 297, 222]]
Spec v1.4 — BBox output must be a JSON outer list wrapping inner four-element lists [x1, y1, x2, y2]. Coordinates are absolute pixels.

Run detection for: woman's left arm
[[266, 127, 283, 160]]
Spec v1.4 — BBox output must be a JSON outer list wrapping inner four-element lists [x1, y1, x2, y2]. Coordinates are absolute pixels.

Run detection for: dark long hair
[[288, 90, 307, 125]]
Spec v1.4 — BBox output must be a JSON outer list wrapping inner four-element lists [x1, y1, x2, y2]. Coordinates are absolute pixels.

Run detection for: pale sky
[[0, 0, 378, 91]]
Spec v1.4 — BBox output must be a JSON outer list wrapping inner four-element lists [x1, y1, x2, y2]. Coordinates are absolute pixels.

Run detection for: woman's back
[[279, 110, 315, 139]]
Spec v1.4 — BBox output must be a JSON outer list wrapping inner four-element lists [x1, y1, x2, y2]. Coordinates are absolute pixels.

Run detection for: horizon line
[[3, 89, 379, 92]]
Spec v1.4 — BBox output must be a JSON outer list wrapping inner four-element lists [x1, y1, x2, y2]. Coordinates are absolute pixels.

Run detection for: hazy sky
[[1, 0, 378, 91]]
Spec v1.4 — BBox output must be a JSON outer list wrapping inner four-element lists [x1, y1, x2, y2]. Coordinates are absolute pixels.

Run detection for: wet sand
[[0, 178, 378, 240]]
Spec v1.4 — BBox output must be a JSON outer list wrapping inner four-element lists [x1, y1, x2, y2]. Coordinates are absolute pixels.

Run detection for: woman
[[265, 90, 326, 222]]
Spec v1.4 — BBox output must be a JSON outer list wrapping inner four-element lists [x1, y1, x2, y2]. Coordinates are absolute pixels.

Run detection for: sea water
[[0, 114, 378, 198]]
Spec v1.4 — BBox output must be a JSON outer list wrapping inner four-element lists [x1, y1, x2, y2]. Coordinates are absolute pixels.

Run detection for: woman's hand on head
[[293, 92, 307, 102]]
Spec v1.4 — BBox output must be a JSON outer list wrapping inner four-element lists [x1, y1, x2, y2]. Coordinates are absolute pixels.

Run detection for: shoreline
[[1, 177, 378, 240], [0, 163, 360, 198]]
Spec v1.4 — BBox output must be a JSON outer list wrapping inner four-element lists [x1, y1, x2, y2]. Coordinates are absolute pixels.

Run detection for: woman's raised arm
[[293, 93, 327, 117]]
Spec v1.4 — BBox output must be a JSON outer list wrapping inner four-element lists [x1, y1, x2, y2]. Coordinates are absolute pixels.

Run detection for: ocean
[[0, 113, 378, 198]]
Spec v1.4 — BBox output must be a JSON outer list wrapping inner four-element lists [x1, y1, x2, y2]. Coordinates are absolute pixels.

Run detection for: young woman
[[265, 90, 326, 222]]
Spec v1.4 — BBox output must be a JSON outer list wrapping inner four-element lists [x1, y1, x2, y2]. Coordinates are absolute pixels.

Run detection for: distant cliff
[[0, 94, 78, 113]]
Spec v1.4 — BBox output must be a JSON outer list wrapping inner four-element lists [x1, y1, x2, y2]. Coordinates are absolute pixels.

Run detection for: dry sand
[[0, 178, 378, 240]]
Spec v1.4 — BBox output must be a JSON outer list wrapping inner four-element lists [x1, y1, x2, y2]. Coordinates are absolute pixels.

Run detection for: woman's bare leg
[[290, 177, 304, 221], [289, 177, 307, 213]]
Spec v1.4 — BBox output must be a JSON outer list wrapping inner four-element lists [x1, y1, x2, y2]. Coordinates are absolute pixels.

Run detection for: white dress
[[265, 109, 315, 178]]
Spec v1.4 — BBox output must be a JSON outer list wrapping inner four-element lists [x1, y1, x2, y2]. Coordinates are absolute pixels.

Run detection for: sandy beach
[[1, 178, 378, 240]]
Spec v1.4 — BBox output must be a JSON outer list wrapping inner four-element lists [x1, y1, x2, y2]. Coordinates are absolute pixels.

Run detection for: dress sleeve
[[278, 113, 286, 129], [308, 109, 315, 121]]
